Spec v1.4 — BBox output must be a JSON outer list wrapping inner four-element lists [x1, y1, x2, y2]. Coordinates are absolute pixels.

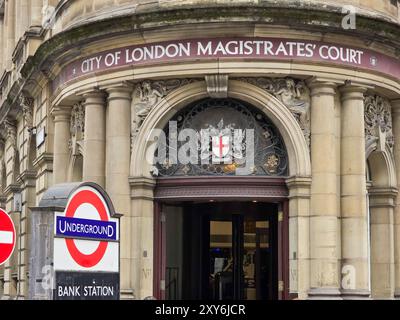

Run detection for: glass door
[[206, 205, 278, 300]]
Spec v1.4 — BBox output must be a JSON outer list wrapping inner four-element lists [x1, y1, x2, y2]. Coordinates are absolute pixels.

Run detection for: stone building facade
[[0, 0, 400, 300]]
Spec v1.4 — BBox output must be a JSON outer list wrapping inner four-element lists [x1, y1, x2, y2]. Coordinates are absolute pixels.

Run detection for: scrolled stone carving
[[237, 77, 311, 146], [364, 94, 394, 152], [19, 95, 34, 131]]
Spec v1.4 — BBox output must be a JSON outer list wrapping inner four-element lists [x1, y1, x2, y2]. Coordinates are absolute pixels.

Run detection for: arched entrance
[[129, 80, 311, 300], [152, 98, 289, 300]]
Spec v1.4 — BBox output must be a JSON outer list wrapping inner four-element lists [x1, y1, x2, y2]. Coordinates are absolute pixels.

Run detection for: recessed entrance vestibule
[[153, 177, 290, 301], [150, 96, 296, 300], [163, 201, 280, 300]]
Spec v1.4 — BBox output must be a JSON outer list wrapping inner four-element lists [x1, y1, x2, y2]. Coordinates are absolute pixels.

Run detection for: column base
[[120, 289, 135, 300], [341, 289, 371, 300], [308, 288, 342, 300], [394, 289, 400, 299]]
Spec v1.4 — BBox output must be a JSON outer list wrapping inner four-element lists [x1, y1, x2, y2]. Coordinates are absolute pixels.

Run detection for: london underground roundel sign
[[0, 209, 16, 266], [54, 185, 119, 272]]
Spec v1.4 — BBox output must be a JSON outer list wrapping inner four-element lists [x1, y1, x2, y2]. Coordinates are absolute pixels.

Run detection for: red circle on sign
[[65, 189, 109, 268], [0, 209, 16, 266]]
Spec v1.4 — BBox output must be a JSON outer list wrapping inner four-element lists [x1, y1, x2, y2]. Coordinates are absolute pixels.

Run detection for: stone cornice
[[19, 6, 400, 84], [32, 152, 54, 169], [1, 4, 399, 125], [4, 183, 22, 196], [17, 170, 38, 185]]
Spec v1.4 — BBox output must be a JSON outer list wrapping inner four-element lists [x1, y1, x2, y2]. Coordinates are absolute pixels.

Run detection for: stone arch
[[131, 79, 311, 178], [366, 146, 397, 189], [366, 144, 398, 299]]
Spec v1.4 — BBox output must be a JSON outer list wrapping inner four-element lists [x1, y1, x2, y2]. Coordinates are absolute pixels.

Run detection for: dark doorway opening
[[160, 202, 281, 300]]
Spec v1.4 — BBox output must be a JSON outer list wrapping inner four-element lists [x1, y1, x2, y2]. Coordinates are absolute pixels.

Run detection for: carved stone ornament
[[237, 77, 311, 147], [69, 102, 85, 155], [3, 119, 17, 151], [131, 79, 199, 148], [364, 95, 394, 152], [19, 95, 34, 131]]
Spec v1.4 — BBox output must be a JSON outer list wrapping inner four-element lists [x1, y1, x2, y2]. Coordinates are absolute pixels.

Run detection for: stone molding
[[154, 176, 288, 201], [129, 176, 157, 201], [368, 186, 398, 208]]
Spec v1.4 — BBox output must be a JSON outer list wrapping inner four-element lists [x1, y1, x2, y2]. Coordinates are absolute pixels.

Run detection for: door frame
[[153, 176, 289, 300]]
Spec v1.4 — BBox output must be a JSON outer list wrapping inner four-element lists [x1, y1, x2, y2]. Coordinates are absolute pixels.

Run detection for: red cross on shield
[[212, 135, 230, 161]]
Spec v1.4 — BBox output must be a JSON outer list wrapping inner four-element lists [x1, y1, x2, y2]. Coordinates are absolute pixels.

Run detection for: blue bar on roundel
[[56, 216, 117, 241]]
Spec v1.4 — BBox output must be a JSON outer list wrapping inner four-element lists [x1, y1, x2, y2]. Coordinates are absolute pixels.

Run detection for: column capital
[[369, 187, 398, 210], [286, 175, 312, 188], [339, 83, 368, 102], [105, 84, 133, 102], [286, 176, 312, 200], [81, 89, 107, 106], [369, 186, 398, 203], [306, 79, 337, 97], [50, 105, 71, 123]]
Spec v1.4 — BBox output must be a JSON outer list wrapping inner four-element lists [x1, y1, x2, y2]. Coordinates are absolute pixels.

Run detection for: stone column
[[15, 0, 29, 41], [105, 85, 132, 298], [369, 188, 396, 299], [30, 0, 43, 27], [392, 99, 400, 299], [51, 106, 71, 185], [308, 81, 340, 298], [286, 176, 312, 299], [339, 85, 370, 299], [82, 91, 106, 187], [130, 177, 156, 300]]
